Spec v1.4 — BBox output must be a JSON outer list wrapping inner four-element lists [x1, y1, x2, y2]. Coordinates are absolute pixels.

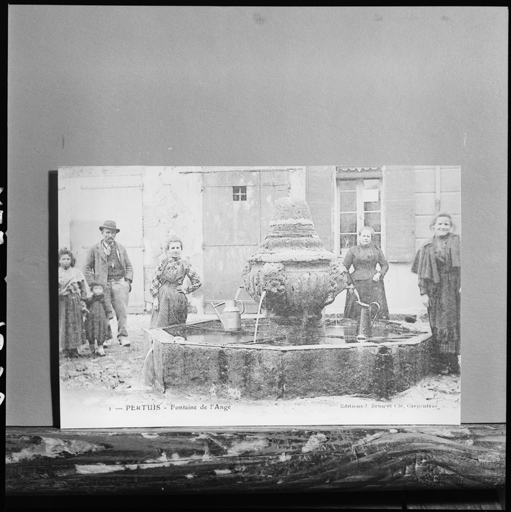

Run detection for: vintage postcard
[[58, 165, 461, 428]]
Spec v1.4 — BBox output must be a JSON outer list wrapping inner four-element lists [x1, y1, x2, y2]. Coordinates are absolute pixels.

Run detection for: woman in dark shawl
[[343, 226, 390, 321], [411, 212, 461, 375]]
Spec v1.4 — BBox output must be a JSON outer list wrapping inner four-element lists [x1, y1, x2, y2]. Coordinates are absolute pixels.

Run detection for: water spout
[[253, 290, 267, 343], [234, 285, 244, 302]]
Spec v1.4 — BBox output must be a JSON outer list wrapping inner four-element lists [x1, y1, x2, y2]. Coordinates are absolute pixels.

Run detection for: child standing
[[59, 248, 88, 358], [85, 282, 113, 357]]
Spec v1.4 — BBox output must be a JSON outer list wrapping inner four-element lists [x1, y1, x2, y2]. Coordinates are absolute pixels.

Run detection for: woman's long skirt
[[59, 292, 84, 352], [151, 283, 188, 328], [343, 279, 390, 320], [428, 270, 461, 373], [428, 271, 461, 355]]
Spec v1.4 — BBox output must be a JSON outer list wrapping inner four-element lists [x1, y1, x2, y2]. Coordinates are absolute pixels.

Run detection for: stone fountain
[[242, 197, 348, 344], [147, 197, 433, 400]]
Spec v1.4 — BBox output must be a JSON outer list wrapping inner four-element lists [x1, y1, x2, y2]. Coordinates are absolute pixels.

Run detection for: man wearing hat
[[83, 220, 134, 348]]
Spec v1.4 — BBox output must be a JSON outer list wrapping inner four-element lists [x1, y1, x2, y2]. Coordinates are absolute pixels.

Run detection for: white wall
[[142, 167, 204, 312]]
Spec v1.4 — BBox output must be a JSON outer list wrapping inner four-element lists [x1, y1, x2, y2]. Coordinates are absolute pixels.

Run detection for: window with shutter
[[335, 168, 383, 258], [306, 166, 335, 252], [383, 167, 416, 262]]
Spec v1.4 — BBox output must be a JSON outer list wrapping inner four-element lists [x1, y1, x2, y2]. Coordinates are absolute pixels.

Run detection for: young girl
[[84, 282, 113, 357], [59, 248, 88, 358], [150, 237, 202, 328], [411, 212, 461, 375]]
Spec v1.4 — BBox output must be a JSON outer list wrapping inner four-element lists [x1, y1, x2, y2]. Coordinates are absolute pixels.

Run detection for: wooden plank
[[5, 424, 505, 496]]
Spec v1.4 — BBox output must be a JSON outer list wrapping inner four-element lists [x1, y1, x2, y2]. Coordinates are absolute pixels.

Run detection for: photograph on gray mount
[[58, 165, 461, 428]]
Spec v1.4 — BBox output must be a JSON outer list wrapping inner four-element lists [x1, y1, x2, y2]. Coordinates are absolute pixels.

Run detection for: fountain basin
[[147, 319, 433, 400]]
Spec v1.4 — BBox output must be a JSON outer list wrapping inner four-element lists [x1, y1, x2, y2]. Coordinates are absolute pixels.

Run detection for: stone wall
[[142, 167, 204, 313], [152, 330, 433, 400]]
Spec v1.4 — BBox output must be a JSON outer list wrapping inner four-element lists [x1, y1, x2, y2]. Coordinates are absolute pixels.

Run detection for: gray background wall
[[7, 6, 507, 425]]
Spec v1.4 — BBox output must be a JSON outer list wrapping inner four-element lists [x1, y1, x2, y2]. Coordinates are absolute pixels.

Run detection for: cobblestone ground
[[60, 314, 153, 392]]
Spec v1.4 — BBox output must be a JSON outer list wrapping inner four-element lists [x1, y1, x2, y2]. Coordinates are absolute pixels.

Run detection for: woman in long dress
[[411, 212, 461, 375], [149, 237, 202, 328], [58, 248, 88, 357], [343, 226, 390, 321]]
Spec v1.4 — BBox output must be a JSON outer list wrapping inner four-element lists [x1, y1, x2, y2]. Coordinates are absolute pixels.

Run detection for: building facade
[[59, 165, 460, 316]]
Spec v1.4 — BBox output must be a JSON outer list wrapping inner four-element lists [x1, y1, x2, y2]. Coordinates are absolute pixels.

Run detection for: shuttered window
[[383, 167, 416, 262], [336, 168, 383, 258], [312, 166, 458, 264], [306, 166, 335, 252]]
